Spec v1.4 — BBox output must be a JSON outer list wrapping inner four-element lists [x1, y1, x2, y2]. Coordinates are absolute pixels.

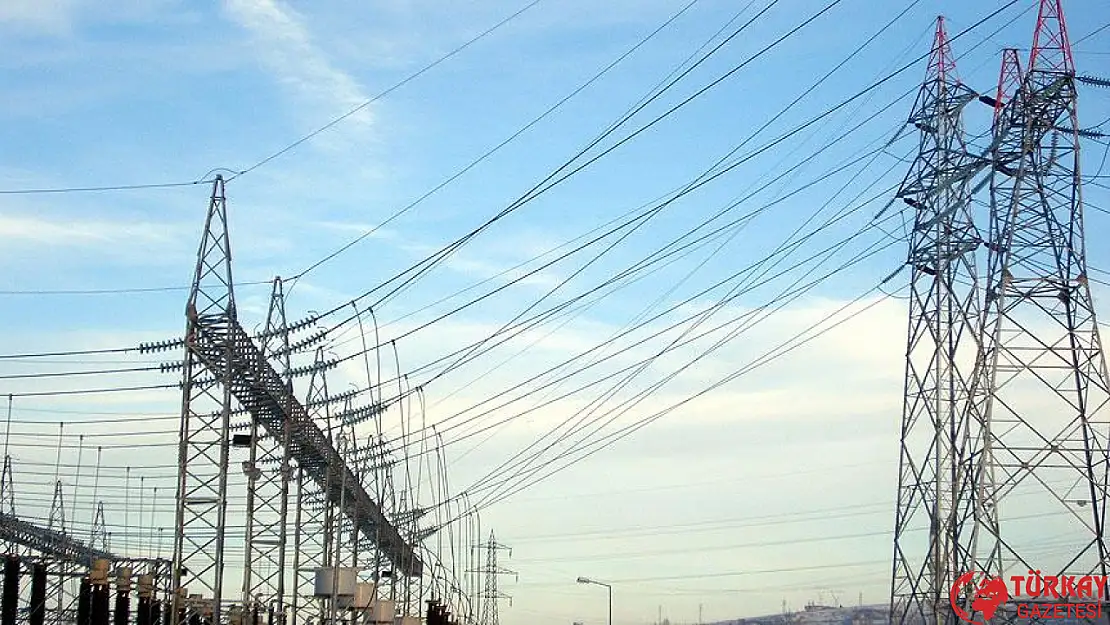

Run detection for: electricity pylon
[[291, 347, 334, 625], [242, 277, 296, 623], [170, 175, 237, 625], [474, 532, 514, 625], [962, 1, 1110, 619], [889, 16, 982, 625]]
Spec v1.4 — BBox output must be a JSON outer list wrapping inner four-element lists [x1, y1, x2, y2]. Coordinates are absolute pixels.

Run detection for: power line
[[0, 280, 272, 296], [292, 0, 794, 325], [4, 383, 177, 398], [288, 0, 708, 283], [0, 2, 545, 197], [226, 0, 548, 182], [292, 0, 1018, 340], [0, 346, 138, 360], [0, 179, 214, 196]]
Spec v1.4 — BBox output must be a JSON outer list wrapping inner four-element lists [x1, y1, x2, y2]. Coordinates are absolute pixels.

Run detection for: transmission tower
[[475, 532, 514, 625], [90, 503, 108, 553], [171, 174, 237, 625], [1, 395, 12, 519], [961, 0, 1110, 618], [889, 16, 982, 625], [242, 277, 295, 622], [291, 347, 334, 625]]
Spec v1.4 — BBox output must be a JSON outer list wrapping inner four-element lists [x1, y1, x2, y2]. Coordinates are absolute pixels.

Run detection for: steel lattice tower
[[890, 17, 983, 625], [242, 277, 295, 623], [476, 532, 513, 625], [962, 0, 1110, 619], [172, 174, 237, 625], [947, 50, 1026, 611]]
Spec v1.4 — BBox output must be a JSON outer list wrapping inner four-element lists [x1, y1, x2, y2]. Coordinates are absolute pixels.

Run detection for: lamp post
[[576, 577, 611, 625]]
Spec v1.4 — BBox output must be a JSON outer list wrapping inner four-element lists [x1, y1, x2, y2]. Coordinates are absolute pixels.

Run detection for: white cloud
[[222, 0, 374, 137], [0, 214, 182, 248], [0, 0, 77, 35], [4, 284, 1109, 623]]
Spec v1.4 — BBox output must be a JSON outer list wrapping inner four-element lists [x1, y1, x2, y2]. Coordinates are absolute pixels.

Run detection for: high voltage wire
[[430, 0, 1021, 519], [225, 0, 548, 182], [286, 0, 709, 284], [392, 183, 906, 452], [275, 12, 936, 404], [464, 248, 902, 510], [293, 0, 1024, 343], [0, 3, 1038, 586], [0, 143, 910, 448], [0, 0, 1016, 367], [424, 14, 936, 464], [415, 1, 920, 401], [0, 179, 215, 196], [359, 190, 905, 512], [311, 0, 1015, 328], [317, 0, 1024, 486], [293, 0, 823, 325], [0, 0, 791, 367], [0, 0, 546, 197], [2, 74, 907, 403], [459, 161, 908, 496], [1, 0, 705, 300]]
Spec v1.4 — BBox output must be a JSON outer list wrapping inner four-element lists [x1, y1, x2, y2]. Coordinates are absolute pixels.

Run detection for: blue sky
[[2, 1, 1110, 624]]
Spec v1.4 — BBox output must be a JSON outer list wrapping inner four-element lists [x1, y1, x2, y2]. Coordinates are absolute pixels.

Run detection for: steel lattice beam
[[0, 512, 113, 565], [190, 320, 423, 577]]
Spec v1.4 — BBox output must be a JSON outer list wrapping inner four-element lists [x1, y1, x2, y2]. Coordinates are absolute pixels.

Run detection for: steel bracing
[[962, 1, 1110, 619], [241, 278, 294, 622], [164, 175, 424, 625], [892, 3, 1110, 624], [890, 17, 984, 625], [475, 532, 513, 625], [0, 513, 113, 565], [170, 174, 237, 625]]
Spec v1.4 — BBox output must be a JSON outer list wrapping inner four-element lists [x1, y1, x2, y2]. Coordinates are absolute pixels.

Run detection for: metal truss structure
[[169, 174, 237, 624], [0, 513, 113, 565], [892, 2, 1110, 624], [475, 533, 513, 625], [961, 0, 1110, 619], [159, 175, 427, 625], [242, 278, 294, 623], [889, 17, 983, 625]]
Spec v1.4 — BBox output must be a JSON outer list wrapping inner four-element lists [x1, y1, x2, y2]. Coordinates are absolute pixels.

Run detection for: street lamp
[[576, 577, 612, 625]]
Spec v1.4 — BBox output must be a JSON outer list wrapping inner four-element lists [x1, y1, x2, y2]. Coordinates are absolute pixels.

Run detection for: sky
[[2, 0, 1110, 624]]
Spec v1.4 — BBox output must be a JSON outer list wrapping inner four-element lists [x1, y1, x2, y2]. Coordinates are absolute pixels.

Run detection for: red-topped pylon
[[1029, 0, 1074, 74], [992, 48, 1023, 127], [926, 16, 958, 87], [889, 12, 982, 625]]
